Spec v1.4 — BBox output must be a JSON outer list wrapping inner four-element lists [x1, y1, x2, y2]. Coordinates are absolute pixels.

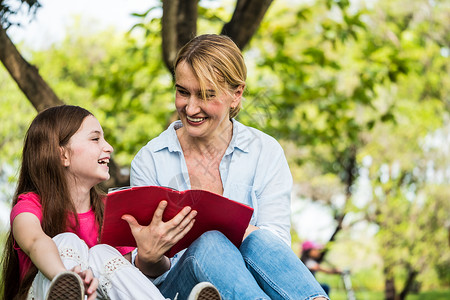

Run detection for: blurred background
[[1, 0, 449, 299]]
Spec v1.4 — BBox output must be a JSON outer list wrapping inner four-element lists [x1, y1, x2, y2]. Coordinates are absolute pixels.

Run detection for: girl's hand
[[71, 266, 98, 300], [122, 200, 197, 266]]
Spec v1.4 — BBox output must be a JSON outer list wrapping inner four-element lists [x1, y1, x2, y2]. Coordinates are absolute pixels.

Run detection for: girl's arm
[[12, 212, 67, 280], [13, 212, 99, 299]]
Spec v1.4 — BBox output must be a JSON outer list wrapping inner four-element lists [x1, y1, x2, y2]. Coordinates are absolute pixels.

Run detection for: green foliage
[[0, 0, 449, 296], [0, 64, 36, 201], [0, 65, 35, 165], [239, 0, 449, 295], [28, 20, 175, 166], [0, 0, 41, 27], [329, 289, 450, 300]]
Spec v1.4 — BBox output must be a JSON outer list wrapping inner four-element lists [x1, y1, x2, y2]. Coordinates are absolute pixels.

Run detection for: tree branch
[[0, 25, 63, 112], [221, 0, 273, 50], [399, 267, 419, 300], [0, 24, 128, 190]]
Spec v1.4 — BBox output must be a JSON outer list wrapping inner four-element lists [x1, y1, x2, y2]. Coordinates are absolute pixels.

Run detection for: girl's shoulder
[[11, 192, 43, 224], [17, 192, 41, 203]]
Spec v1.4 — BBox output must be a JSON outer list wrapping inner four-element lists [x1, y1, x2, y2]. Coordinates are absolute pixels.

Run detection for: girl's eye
[[92, 138, 100, 141]]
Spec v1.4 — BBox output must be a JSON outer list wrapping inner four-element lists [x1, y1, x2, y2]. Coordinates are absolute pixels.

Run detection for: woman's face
[[174, 61, 243, 140]]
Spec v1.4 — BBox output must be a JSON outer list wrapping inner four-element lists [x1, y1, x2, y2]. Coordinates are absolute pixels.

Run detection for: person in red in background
[[301, 240, 342, 296]]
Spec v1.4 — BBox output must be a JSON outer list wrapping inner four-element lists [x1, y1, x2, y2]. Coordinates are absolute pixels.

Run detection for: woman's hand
[[122, 200, 197, 276], [71, 265, 98, 300]]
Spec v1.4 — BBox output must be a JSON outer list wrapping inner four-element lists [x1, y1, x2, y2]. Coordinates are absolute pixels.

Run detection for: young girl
[[1, 105, 219, 300]]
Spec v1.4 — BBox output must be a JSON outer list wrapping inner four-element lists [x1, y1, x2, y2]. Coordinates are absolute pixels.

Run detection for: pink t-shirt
[[10, 192, 133, 281]]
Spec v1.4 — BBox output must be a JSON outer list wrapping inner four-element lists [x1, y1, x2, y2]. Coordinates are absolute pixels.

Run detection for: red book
[[100, 186, 254, 257]]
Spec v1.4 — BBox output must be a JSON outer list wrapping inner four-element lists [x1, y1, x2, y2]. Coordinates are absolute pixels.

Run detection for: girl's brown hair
[[174, 34, 247, 119], [1, 105, 105, 299]]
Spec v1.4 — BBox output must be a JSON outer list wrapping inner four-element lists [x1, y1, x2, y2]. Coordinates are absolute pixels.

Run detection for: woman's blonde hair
[[174, 34, 247, 119]]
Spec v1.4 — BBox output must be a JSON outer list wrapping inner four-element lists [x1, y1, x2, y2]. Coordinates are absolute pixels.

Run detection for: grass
[[315, 272, 450, 300], [329, 290, 450, 300]]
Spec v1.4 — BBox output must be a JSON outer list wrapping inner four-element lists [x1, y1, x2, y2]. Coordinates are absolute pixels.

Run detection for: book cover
[[100, 186, 254, 257]]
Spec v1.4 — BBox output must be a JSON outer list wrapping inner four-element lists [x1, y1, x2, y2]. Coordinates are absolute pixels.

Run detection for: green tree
[[0, 0, 274, 187], [1, 1, 449, 298], [236, 0, 449, 298]]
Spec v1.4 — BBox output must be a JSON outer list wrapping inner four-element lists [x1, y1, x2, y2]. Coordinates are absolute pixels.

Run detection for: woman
[[129, 34, 328, 300]]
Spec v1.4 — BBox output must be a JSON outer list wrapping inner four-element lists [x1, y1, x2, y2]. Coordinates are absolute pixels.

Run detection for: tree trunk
[[399, 268, 419, 300], [384, 266, 397, 300], [318, 146, 357, 262], [221, 0, 273, 50], [0, 25, 63, 112], [161, 0, 197, 75]]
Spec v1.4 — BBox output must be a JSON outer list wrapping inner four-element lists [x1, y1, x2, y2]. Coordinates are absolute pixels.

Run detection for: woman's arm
[[252, 141, 292, 245]]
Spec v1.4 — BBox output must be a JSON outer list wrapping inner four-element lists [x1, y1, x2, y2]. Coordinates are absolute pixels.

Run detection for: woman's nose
[[185, 96, 202, 115]]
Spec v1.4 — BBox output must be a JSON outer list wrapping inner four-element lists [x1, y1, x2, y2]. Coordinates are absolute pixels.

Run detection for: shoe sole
[[45, 271, 84, 300], [196, 286, 221, 300]]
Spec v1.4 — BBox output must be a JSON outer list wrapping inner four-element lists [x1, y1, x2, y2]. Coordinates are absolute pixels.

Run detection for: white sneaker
[[187, 282, 221, 300], [45, 271, 84, 300]]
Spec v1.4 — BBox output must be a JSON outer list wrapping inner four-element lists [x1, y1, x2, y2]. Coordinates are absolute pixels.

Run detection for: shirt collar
[[227, 119, 250, 154], [152, 121, 183, 153]]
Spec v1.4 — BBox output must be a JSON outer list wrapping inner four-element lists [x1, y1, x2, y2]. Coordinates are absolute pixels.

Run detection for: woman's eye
[[199, 93, 216, 100], [177, 89, 189, 96]]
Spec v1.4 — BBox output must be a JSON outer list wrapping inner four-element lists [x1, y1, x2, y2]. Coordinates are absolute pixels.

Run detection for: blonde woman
[[130, 34, 329, 300]]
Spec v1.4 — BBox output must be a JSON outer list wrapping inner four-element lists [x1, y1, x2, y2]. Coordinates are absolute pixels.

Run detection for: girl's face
[[310, 248, 321, 258], [62, 115, 113, 187], [174, 61, 243, 140]]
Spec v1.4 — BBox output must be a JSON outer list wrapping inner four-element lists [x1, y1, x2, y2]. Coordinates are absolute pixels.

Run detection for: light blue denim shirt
[[130, 119, 293, 283]]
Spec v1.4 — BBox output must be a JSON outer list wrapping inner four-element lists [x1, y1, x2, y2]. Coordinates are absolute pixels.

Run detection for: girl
[[1, 105, 219, 300]]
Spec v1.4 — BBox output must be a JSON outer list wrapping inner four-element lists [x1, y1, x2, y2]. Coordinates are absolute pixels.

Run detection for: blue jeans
[[157, 230, 328, 300]]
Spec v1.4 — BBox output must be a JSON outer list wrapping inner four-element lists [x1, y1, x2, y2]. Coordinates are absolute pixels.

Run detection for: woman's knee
[[195, 230, 229, 246], [240, 229, 285, 255], [185, 230, 240, 261]]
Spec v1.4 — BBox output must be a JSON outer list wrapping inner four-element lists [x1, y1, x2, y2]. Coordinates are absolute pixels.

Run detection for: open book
[[100, 186, 254, 257]]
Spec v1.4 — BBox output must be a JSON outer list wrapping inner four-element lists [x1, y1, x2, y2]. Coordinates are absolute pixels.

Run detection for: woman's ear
[[234, 84, 245, 98], [231, 84, 245, 108], [60, 146, 70, 167]]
